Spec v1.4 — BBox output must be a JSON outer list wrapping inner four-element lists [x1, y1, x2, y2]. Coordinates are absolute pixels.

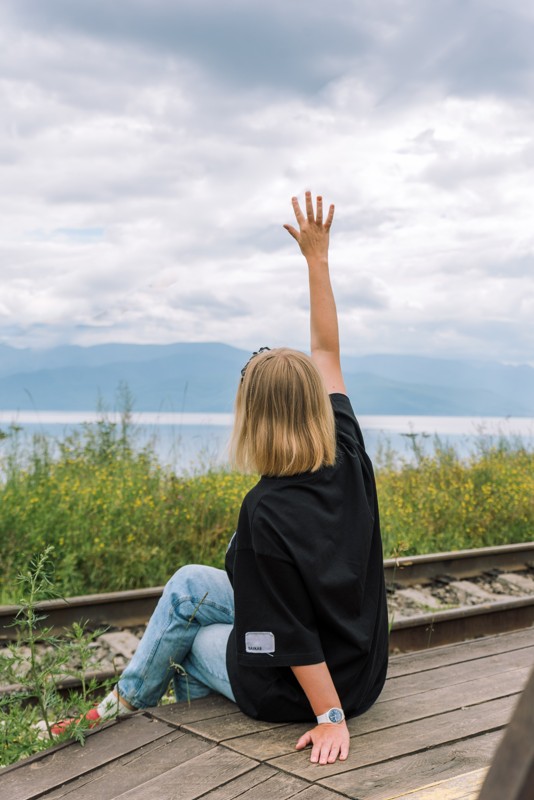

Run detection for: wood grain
[[387, 628, 534, 679], [219, 668, 526, 762], [321, 731, 502, 800], [266, 695, 517, 780], [38, 730, 211, 800], [110, 746, 258, 800], [0, 714, 176, 800]]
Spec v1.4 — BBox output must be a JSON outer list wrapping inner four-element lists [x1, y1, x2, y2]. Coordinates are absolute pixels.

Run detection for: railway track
[[1, 543, 533, 697], [385, 541, 534, 650]]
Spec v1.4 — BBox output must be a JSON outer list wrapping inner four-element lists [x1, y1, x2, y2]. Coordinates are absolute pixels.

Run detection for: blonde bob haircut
[[231, 348, 336, 477]]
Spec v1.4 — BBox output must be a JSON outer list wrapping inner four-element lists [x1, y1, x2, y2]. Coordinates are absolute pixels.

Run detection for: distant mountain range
[[0, 342, 533, 416]]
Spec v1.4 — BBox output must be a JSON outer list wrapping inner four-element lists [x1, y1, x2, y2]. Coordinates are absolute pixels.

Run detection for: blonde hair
[[231, 348, 336, 477]]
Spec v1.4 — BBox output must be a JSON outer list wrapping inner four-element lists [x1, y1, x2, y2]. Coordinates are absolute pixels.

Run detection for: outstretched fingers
[[324, 203, 335, 231], [291, 195, 305, 226], [305, 192, 333, 230], [284, 192, 335, 250], [305, 190, 315, 222], [316, 195, 323, 225], [283, 223, 300, 241], [288, 193, 333, 230]]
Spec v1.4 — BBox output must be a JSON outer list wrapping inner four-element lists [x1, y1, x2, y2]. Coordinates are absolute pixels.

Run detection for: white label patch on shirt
[[245, 631, 275, 654]]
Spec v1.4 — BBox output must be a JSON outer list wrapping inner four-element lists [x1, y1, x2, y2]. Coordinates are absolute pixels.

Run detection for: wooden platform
[[2, 627, 533, 800]]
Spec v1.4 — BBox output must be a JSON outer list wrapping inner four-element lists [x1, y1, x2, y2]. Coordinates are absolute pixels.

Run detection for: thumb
[[295, 731, 312, 750], [283, 224, 300, 241]]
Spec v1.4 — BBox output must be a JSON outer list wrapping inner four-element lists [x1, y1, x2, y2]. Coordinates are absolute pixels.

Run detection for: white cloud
[[0, 1, 533, 363]]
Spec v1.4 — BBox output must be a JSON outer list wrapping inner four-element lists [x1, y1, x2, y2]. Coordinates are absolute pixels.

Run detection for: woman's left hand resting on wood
[[291, 663, 350, 764], [295, 719, 350, 765]]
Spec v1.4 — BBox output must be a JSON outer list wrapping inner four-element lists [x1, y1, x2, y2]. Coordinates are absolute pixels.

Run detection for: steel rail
[[389, 595, 534, 651], [0, 587, 165, 642], [2, 596, 533, 700], [1, 542, 533, 642], [383, 541, 534, 586]]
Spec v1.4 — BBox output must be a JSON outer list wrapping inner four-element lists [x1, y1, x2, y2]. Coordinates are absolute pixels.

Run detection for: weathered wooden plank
[[111, 745, 259, 800], [264, 695, 516, 780], [385, 768, 487, 800], [208, 666, 526, 762], [146, 693, 240, 727], [478, 663, 534, 800], [220, 722, 302, 761], [195, 764, 280, 800], [379, 645, 534, 702], [321, 730, 502, 800], [198, 764, 343, 800], [293, 788, 348, 799], [387, 628, 534, 679], [220, 667, 523, 764], [183, 712, 289, 744], [0, 714, 176, 800], [38, 730, 212, 799], [347, 666, 527, 737], [203, 769, 328, 800]]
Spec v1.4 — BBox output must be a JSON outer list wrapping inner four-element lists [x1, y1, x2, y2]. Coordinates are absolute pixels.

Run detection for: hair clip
[[240, 347, 271, 381]]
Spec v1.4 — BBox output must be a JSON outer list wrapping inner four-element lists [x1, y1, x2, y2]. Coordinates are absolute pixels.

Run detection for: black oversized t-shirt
[[225, 393, 388, 722]]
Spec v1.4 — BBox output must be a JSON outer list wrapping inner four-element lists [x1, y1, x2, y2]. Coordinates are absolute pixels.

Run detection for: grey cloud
[[398, 129, 454, 157], [370, 1, 534, 107], [6, 0, 534, 107], [1, 0, 533, 363], [6, 0, 369, 94], [48, 176, 179, 206], [334, 207, 409, 237], [241, 226, 288, 255], [420, 151, 525, 191], [347, 319, 518, 364], [468, 320, 532, 362], [479, 254, 534, 279], [0, 321, 76, 349], [397, 316, 533, 363], [336, 285, 390, 312], [171, 290, 250, 320], [296, 278, 388, 312]]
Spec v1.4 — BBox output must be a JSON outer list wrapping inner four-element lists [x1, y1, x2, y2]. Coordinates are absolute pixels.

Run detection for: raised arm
[[284, 191, 346, 395]]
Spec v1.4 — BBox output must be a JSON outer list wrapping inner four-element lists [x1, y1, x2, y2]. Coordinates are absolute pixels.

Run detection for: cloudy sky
[[1, 0, 533, 363]]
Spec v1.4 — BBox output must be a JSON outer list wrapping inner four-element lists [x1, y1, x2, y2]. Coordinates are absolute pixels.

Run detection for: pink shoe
[[35, 707, 102, 738]]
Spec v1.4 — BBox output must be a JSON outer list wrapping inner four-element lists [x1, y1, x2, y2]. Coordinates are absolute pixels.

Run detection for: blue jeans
[[118, 565, 236, 708]]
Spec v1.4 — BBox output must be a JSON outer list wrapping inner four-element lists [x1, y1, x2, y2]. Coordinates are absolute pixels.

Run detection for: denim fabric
[[118, 565, 236, 708]]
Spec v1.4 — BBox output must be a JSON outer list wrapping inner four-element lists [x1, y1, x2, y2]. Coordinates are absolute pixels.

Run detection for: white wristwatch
[[316, 707, 345, 725]]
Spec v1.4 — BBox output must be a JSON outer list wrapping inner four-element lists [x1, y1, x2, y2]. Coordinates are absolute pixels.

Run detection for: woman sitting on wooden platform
[[43, 192, 389, 766]]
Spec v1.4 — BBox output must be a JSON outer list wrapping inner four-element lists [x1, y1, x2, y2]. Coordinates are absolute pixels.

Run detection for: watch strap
[[316, 707, 345, 725]]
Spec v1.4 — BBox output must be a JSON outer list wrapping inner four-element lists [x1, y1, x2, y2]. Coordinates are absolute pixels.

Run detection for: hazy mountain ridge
[[0, 343, 532, 415]]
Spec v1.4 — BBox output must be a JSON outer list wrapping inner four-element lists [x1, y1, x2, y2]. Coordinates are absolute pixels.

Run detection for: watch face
[[328, 708, 343, 724]]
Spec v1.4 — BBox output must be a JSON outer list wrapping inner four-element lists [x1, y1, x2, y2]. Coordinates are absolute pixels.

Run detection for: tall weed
[[376, 433, 534, 555], [0, 414, 255, 601]]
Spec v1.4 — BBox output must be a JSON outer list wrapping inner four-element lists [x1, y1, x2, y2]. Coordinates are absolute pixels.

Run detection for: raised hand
[[283, 191, 335, 263]]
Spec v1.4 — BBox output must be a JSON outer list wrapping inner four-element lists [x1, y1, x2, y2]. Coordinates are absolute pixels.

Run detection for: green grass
[[375, 435, 534, 558], [0, 415, 533, 603], [0, 415, 255, 602]]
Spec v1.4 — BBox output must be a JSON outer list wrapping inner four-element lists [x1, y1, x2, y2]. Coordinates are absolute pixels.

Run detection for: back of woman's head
[[231, 348, 336, 477]]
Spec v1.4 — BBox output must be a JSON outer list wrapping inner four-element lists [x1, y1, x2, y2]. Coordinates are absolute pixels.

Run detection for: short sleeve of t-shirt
[[232, 502, 325, 668], [330, 393, 366, 450]]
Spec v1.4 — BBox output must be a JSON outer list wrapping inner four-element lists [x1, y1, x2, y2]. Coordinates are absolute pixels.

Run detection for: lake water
[[1, 410, 533, 473]]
